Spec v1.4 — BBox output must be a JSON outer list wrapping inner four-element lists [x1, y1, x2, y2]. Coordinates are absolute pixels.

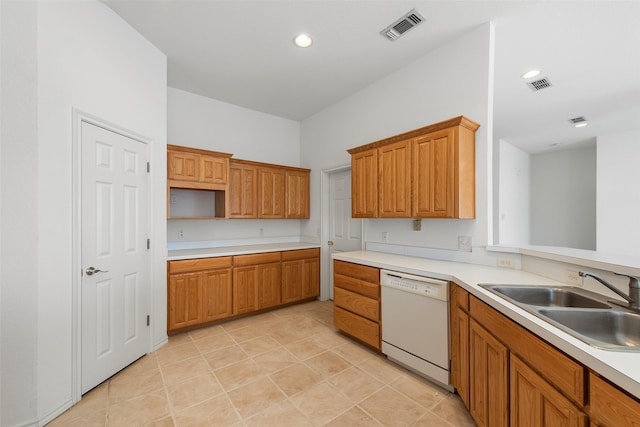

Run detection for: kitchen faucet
[[578, 271, 640, 310]]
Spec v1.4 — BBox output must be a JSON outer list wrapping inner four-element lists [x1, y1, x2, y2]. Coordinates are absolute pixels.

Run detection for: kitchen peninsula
[[333, 250, 640, 426]]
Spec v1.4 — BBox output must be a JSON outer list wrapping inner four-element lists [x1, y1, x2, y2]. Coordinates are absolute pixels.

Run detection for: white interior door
[[81, 121, 150, 394], [328, 169, 362, 299]]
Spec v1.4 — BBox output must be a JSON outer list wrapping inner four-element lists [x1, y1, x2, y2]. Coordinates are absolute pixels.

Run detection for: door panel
[[81, 121, 149, 394]]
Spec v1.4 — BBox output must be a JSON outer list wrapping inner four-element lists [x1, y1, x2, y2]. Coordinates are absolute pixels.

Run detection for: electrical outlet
[[178, 230, 184, 240], [259, 228, 264, 237], [413, 219, 422, 231], [458, 235, 472, 251], [497, 257, 514, 268], [382, 231, 389, 242], [566, 270, 583, 286]]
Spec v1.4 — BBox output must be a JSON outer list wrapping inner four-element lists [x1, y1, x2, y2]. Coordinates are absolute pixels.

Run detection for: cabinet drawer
[[590, 373, 640, 426], [334, 306, 380, 350], [168, 256, 232, 274], [233, 252, 281, 266], [282, 248, 319, 261], [334, 273, 379, 299], [334, 287, 379, 322], [334, 260, 379, 284], [470, 296, 585, 406]]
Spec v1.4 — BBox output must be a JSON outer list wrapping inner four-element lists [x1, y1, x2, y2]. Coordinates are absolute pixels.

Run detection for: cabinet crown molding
[[167, 144, 233, 158], [347, 115, 480, 154]]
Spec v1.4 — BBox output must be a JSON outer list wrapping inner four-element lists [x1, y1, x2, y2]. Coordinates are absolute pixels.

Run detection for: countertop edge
[[333, 250, 640, 400], [167, 242, 320, 260]]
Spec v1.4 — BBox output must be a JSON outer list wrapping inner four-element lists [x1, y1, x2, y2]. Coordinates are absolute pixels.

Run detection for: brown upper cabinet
[[378, 139, 412, 217], [285, 170, 310, 219], [258, 166, 286, 219], [228, 159, 310, 219], [167, 145, 231, 219], [167, 144, 231, 190], [348, 116, 479, 219], [168, 145, 310, 220], [228, 160, 258, 219], [351, 148, 378, 218]]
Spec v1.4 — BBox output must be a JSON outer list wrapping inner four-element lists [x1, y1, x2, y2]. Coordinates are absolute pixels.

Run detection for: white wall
[[1, 1, 167, 425], [498, 139, 530, 245], [597, 129, 640, 256], [167, 87, 305, 243], [530, 145, 596, 250], [300, 23, 494, 252], [1, 2, 39, 425]]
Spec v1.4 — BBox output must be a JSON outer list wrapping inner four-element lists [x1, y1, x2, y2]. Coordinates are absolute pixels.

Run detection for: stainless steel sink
[[538, 309, 640, 350], [480, 284, 640, 351], [485, 285, 611, 309]]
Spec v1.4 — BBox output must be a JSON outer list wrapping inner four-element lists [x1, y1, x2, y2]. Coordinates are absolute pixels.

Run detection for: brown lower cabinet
[[469, 318, 508, 427], [333, 260, 381, 350], [450, 282, 640, 426], [233, 252, 282, 313], [167, 248, 319, 333], [168, 256, 232, 331], [590, 373, 640, 426], [510, 354, 586, 427], [282, 248, 320, 303]]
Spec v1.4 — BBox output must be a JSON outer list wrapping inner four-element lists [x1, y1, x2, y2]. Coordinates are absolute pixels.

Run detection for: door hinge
[[147, 238, 150, 249], [146, 315, 150, 326], [147, 162, 150, 173]]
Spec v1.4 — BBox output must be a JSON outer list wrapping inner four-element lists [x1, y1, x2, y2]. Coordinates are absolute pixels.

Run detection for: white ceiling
[[104, 0, 640, 153]]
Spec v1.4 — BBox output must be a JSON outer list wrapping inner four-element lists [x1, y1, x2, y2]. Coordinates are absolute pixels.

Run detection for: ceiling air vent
[[527, 77, 552, 91], [381, 9, 425, 41], [569, 116, 587, 125]]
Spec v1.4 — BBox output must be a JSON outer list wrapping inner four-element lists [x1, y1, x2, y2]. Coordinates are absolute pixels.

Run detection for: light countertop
[[167, 242, 320, 261], [333, 250, 640, 400]]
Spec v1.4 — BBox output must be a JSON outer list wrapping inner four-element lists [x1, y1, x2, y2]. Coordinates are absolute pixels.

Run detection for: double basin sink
[[480, 284, 640, 351]]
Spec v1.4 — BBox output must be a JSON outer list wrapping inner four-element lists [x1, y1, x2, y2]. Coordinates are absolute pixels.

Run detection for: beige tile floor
[[49, 300, 475, 426]]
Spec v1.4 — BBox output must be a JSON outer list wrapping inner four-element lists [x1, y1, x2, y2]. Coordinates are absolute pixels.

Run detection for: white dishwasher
[[380, 269, 452, 391]]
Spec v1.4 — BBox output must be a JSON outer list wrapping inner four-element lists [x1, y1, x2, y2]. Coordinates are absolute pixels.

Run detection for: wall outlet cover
[[497, 257, 514, 268]]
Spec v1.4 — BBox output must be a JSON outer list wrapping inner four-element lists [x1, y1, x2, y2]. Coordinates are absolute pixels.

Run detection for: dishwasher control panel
[[380, 270, 448, 301]]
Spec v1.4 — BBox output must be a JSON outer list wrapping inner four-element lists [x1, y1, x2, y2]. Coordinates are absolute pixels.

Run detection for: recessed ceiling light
[[293, 33, 313, 48], [574, 122, 589, 128], [521, 69, 541, 79]]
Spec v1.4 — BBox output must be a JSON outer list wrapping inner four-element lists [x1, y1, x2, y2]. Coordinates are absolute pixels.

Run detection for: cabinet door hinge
[[147, 238, 150, 249], [146, 315, 150, 326], [147, 162, 150, 173]]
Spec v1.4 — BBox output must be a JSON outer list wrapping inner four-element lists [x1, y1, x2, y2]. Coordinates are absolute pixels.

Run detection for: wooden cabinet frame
[[333, 260, 381, 350], [168, 145, 310, 220], [449, 283, 640, 426], [167, 145, 232, 219], [226, 158, 310, 219], [228, 161, 258, 218], [282, 248, 320, 303], [167, 257, 233, 332], [167, 248, 319, 333], [348, 115, 479, 219]]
